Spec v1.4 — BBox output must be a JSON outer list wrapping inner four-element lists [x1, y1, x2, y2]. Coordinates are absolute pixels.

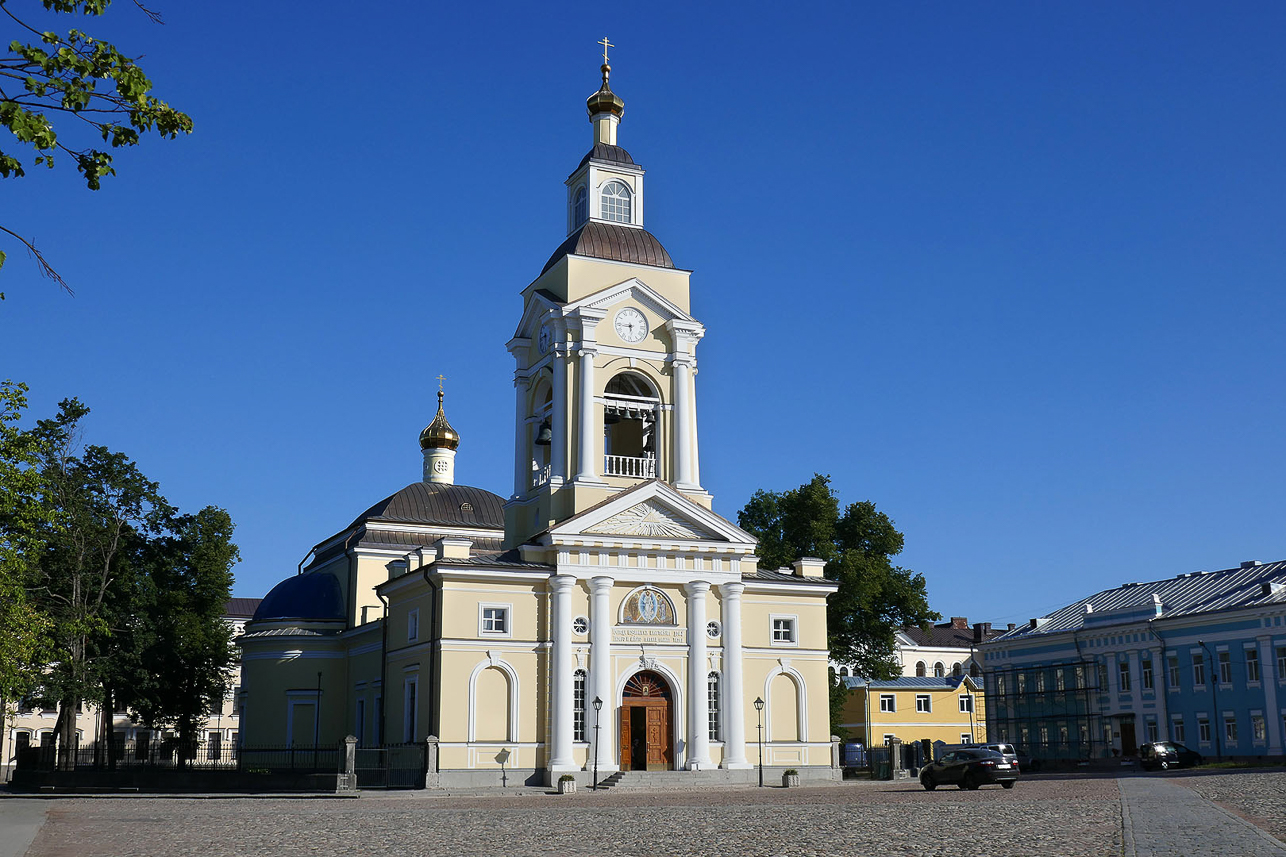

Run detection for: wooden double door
[[619, 671, 673, 771]]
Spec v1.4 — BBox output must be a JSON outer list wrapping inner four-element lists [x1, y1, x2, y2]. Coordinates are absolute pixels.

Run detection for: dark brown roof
[[576, 143, 636, 171], [224, 597, 262, 618], [903, 622, 1005, 648], [349, 482, 505, 531], [541, 221, 675, 274]]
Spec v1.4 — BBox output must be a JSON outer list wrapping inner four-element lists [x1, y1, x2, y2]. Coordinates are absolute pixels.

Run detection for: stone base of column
[[722, 760, 754, 770], [549, 761, 581, 773], [687, 760, 716, 771]]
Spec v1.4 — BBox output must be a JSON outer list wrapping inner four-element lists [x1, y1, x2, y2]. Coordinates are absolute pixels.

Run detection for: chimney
[[972, 622, 991, 642], [792, 557, 827, 578], [1242, 560, 1262, 569], [1007, 623, 1016, 632], [951, 617, 969, 630]]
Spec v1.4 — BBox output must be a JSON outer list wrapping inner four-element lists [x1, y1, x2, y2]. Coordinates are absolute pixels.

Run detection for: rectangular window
[[1167, 655, 1180, 689], [771, 617, 797, 644], [1192, 653, 1206, 687], [1277, 646, 1286, 678], [573, 670, 587, 742], [879, 694, 895, 713], [408, 608, 419, 642], [1246, 648, 1260, 683], [1141, 658, 1153, 690], [1224, 715, 1237, 744], [915, 694, 931, 713], [996, 675, 1006, 696], [1198, 717, 1211, 743], [1075, 665, 1085, 689], [708, 673, 722, 742], [961, 733, 972, 743], [1146, 721, 1158, 742], [1039, 725, 1049, 746], [1218, 651, 1232, 685], [207, 731, 222, 761], [1035, 671, 1045, 692], [959, 695, 974, 713], [1118, 661, 1131, 692], [1171, 717, 1185, 743], [481, 606, 508, 635], [403, 678, 418, 743], [1252, 714, 1266, 743]]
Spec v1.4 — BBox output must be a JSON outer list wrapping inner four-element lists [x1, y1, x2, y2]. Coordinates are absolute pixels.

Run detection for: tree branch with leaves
[[0, 0, 192, 298]]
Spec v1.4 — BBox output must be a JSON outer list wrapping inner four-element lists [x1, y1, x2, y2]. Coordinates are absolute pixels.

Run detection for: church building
[[238, 55, 838, 787]]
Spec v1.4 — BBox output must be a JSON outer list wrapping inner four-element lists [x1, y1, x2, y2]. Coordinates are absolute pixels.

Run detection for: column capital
[[684, 580, 711, 596], [719, 581, 745, 598], [550, 574, 577, 593], [590, 575, 614, 593]]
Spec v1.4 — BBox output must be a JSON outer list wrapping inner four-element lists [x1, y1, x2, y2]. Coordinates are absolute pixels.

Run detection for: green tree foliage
[[0, 0, 193, 296], [0, 380, 55, 704], [738, 474, 939, 681], [6, 392, 237, 763]]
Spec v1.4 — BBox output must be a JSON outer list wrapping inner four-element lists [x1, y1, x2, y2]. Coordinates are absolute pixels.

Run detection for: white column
[[575, 345, 598, 482], [685, 580, 712, 769], [511, 375, 530, 499], [1260, 636, 1281, 755], [720, 581, 751, 768], [590, 576, 617, 772], [689, 369, 701, 488], [550, 342, 567, 485], [672, 356, 694, 489], [549, 574, 577, 772]]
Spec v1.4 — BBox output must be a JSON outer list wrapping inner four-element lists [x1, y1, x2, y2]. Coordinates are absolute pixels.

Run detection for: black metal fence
[[16, 740, 341, 774], [355, 744, 426, 789]]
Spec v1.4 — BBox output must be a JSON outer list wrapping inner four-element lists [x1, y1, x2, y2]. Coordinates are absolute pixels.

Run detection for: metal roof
[[743, 568, 837, 587], [993, 559, 1286, 642], [575, 143, 636, 171], [348, 482, 505, 531], [541, 221, 675, 274], [224, 597, 262, 618], [842, 676, 971, 690]]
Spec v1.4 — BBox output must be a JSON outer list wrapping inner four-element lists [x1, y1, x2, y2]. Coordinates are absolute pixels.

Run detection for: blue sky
[[4, 1, 1284, 629]]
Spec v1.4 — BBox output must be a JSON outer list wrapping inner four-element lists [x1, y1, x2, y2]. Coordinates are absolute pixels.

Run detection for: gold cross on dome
[[436, 374, 446, 392], [598, 36, 613, 64]]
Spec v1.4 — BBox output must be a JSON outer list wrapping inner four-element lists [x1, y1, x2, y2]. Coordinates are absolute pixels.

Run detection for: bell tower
[[504, 49, 709, 548]]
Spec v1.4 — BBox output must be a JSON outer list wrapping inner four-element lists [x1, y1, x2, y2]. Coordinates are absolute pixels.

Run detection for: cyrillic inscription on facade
[[612, 627, 687, 645]]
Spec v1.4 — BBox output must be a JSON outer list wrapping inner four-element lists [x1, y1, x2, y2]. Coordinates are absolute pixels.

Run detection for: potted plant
[[558, 774, 577, 794], [782, 769, 800, 788]]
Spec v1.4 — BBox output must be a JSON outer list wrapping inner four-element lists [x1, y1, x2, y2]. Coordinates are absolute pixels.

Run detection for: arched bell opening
[[529, 382, 553, 489], [603, 371, 658, 479]]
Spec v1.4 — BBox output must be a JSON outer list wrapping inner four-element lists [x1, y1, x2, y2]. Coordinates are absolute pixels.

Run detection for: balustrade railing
[[604, 454, 655, 478], [531, 464, 551, 489]]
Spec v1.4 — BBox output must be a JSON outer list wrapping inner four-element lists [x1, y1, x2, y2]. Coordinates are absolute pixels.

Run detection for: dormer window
[[601, 180, 632, 223], [573, 186, 588, 227]]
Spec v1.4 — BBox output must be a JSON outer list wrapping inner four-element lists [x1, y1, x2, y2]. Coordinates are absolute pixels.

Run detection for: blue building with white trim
[[981, 559, 1286, 762]]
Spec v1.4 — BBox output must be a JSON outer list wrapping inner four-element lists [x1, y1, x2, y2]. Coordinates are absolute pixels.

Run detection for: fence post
[[830, 735, 841, 778], [423, 735, 439, 789], [337, 736, 358, 792], [888, 737, 904, 778]]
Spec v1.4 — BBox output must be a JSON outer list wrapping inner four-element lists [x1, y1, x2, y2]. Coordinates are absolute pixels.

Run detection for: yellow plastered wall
[[838, 685, 988, 748], [238, 640, 348, 746]]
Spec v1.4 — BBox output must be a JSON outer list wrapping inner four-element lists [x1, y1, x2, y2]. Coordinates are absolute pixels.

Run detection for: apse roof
[[541, 221, 675, 275], [347, 482, 505, 531], [252, 572, 344, 623]]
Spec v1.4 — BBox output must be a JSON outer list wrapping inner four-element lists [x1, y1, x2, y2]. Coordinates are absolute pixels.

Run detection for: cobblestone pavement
[[1119, 775, 1286, 857], [1169, 770, 1286, 844], [24, 778, 1122, 857]]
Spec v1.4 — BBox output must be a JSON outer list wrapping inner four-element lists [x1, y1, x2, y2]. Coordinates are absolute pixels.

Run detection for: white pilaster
[[549, 574, 577, 772], [720, 580, 751, 768], [511, 375, 531, 499], [1149, 646, 1169, 741], [1260, 635, 1281, 755], [685, 580, 712, 769], [590, 576, 617, 772], [575, 344, 598, 482], [672, 355, 694, 489], [550, 338, 567, 485]]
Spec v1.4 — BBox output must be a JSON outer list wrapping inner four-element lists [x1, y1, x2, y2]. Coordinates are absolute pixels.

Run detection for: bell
[[534, 420, 552, 445], [604, 411, 622, 425]]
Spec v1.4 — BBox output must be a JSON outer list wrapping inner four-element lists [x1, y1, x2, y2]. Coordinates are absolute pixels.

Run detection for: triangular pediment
[[546, 480, 756, 547], [563, 278, 693, 325], [585, 499, 718, 540]]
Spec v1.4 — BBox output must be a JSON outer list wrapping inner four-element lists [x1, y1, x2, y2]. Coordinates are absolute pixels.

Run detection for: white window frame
[[961, 733, 972, 743], [770, 614, 798, 647], [1171, 715, 1185, 743], [707, 672, 722, 742], [1141, 657, 1153, 691], [706, 620, 721, 640], [1217, 649, 1233, 686], [572, 669, 587, 742], [959, 694, 974, 713], [1245, 646, 1260, 684], [1251, 711, 1266, 744], [1167, 655, 1180, 691], [879, 694, 895, 713], [407, 608, 419, 642], [915, 694, 931, 713], [1191, 650, 1206, 688], [599, 179, 633, 223], [479, 603, 512, 638]]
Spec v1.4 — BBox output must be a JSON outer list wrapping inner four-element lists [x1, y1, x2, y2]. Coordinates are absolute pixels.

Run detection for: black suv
[[920, 748, 1020, 790], [1139, 741, 1204, 770]]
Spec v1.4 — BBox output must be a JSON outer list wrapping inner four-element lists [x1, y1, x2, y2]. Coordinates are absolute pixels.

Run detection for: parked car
[[1139, 741, 1204, 770], [920, 748, 1020, 790], [977, 742, 1018, 766]]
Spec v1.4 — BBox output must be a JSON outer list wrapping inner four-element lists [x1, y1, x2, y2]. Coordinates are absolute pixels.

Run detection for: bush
[[784, 769, 799, 776], [559, 774, 575, 783]]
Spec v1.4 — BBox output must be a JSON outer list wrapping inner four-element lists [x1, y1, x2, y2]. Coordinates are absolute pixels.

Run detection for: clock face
[[614, 307, 648, 343], [537, 325, 551, 353]]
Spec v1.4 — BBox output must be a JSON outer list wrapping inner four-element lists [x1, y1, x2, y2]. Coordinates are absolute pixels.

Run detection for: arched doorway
[[620, 670, 673, 771]]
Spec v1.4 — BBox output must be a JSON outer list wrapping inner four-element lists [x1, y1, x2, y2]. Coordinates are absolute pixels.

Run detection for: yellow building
[[237, 56, 838, 788], [837, 677, 987, 750]]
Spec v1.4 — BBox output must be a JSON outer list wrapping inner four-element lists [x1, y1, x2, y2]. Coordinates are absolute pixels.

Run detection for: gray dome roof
[[348, 482, 505, 530], [253, 572, 344, 623], [576, 143, 635, 170], [542, 221, 675, 275]]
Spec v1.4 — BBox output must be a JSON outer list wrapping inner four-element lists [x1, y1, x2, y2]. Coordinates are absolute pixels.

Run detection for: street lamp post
[[754, 697, 765, 788], [592, 696, 603, 791]]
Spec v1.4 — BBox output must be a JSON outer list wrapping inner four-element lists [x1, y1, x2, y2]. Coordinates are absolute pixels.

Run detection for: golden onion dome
[[586, 63, 625, 119], [419, 391, 460, 451]]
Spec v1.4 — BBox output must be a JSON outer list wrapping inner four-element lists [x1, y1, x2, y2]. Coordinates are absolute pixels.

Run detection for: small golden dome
[[420, 391, 460, 451], [586, 63, 625, 118]]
